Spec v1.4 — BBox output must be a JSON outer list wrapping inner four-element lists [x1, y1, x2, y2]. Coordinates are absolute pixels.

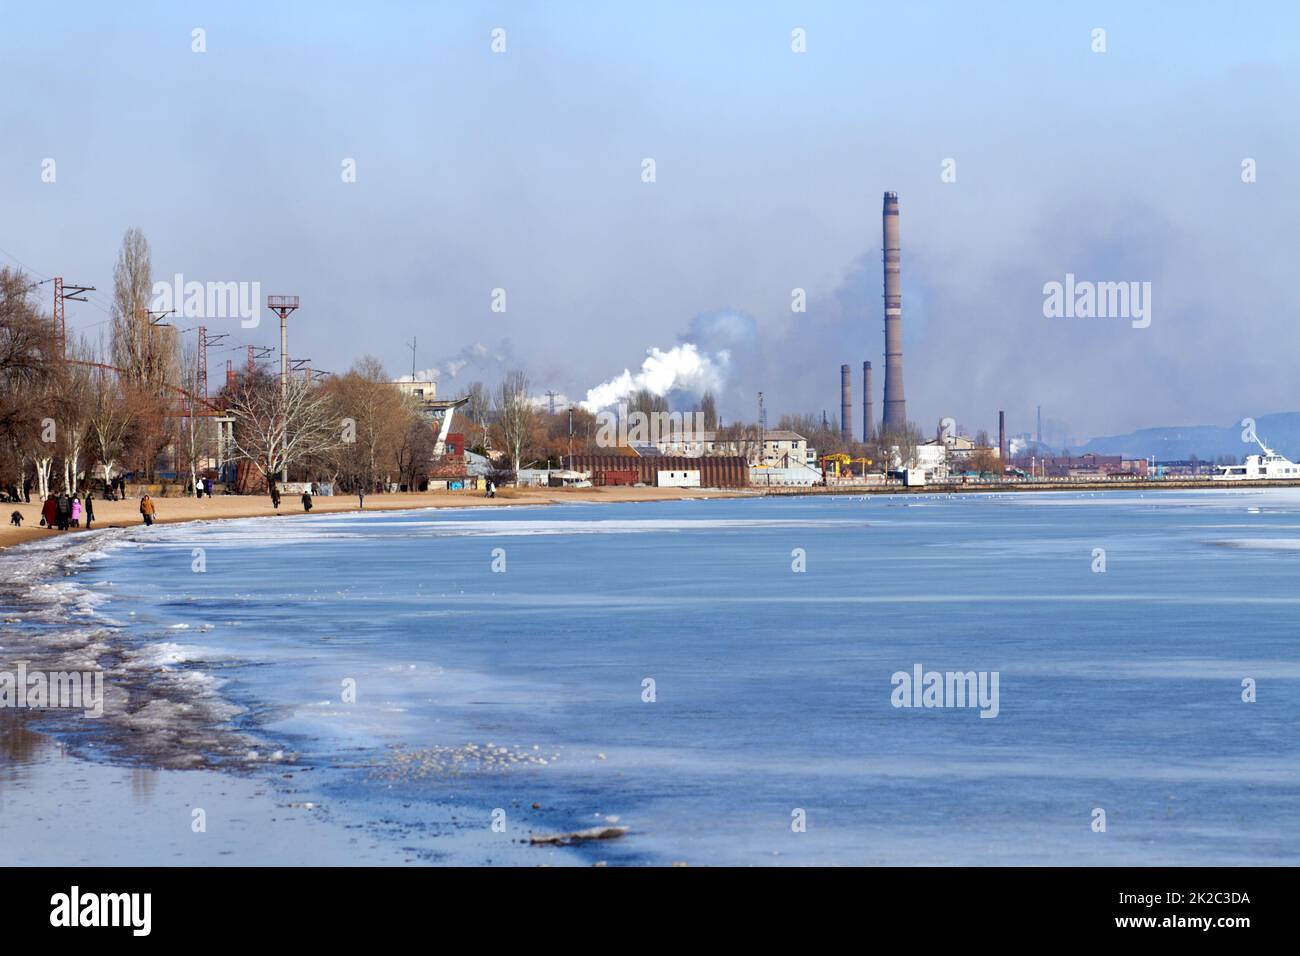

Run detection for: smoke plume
[[581, 342, 729, 412]]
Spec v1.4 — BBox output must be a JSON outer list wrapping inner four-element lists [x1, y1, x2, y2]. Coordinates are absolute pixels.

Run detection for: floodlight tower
[[267, 295, 300, 482]]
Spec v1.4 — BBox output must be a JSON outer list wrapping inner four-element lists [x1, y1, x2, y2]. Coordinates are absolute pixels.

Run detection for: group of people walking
[[8, 487, 159, 532], [34, 491, 95, 531], [269, 480, 319, 512]]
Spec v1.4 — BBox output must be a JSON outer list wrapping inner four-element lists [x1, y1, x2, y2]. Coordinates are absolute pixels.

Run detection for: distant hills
[[1076, 412, 1300, 461]]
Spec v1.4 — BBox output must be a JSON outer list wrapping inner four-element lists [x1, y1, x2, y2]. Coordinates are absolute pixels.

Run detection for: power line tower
[[197, 326, 228, 400], [246, 344, 274, 375], [546, 390, 559, 415], [50, 277, 95, 358]]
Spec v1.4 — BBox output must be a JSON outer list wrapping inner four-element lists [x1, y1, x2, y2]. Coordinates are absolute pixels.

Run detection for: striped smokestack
[[840, 364, 852, 442], [882, 191, 906, 433], [862, 361, 874, 443]]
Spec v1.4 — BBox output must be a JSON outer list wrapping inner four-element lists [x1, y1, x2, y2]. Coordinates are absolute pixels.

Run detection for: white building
[[394, 380, 436, 401], [647, 429, 809, 468], [914, 441, 949, 482], [656, 469, 701, 488]]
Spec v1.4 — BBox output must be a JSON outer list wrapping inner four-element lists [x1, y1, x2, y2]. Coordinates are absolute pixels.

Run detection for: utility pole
[[267, 295, 300, 483], [408, 337, 417, 382], [198, 326, 228, 400], [47, 278, 96, 359], [246, 344, 274, 375]]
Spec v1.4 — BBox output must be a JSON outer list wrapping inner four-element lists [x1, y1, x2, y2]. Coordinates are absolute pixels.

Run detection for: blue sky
[[2, 1, 1298, 443]]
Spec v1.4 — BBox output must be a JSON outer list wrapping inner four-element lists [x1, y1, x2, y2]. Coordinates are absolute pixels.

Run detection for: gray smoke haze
[[2, 3, 1297, 440]]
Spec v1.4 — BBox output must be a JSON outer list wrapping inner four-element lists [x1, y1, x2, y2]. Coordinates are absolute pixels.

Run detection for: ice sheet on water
[[1214, 537, 1300, 550]]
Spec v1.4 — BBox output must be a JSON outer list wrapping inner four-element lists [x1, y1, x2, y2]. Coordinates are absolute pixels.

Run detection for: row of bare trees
[[216, 357, 445, 494], [0, 257, 194, 500]]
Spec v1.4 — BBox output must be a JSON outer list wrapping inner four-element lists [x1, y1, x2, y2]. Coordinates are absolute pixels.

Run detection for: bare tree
[[87, 364, 132, 490], [0, 268, 55, 497], [714, 420, 762, 462], [318, 356, 413, 493], [878, 420, 923, 470], [227, 373, 339, 489], [110, 228, 180, 398], [460, 381, 491, 451], [176, 342, 214, 494], [395, 416, 436, 490], [699, 391, 718, 431], [494, 370, 533, 483], [627, 388, 669, 417], [53, 340, 94, 492]]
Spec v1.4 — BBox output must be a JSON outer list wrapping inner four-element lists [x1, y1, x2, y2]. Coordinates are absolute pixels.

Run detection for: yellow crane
[[821, 454, 872, 479], [820, 453, 851, 479]]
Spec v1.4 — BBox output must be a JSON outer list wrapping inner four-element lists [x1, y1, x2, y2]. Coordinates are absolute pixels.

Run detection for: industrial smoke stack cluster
[[835, 193, 902, 444], [882, 191, 906, 433]]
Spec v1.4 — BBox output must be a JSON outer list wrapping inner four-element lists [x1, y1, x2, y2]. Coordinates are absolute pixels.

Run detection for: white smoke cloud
[[393, 341, 515, 385], [395, 368, 442, 383], [581, 343, 729, 412]]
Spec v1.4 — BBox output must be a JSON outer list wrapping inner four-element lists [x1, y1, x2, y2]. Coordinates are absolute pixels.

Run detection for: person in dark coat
[[56, 493, 71, 530], [270, 482, 281, 510], [83, 492, 95, 530], [203, 476, 213, 498], [302, 490, 313, 512], [41, 495, 57, 529]]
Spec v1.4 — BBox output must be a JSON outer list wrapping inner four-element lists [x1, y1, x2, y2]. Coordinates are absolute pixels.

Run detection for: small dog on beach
[[10, 510, 22, 526]]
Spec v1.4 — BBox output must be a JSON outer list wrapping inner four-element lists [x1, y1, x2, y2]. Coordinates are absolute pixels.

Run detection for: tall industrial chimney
[[999, 410, 1007, 463], [840, 364, 852, 442], [1036, 405, 1042, 447], [862, 361, 874, 443], [882, 191, 906, 433]]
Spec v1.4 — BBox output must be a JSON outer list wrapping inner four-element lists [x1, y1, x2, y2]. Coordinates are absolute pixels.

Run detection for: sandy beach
[[0, 485, 746, 553]]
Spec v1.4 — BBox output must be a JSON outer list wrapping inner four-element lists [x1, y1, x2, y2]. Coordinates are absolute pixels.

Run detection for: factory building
[[567, 453, 750, 488], [1023, 454, 1149, 478], [639, 429, 809, 469]]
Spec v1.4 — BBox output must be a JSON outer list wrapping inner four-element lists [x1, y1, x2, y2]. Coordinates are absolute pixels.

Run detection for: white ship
[[1214, 435, 1300, 480]]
